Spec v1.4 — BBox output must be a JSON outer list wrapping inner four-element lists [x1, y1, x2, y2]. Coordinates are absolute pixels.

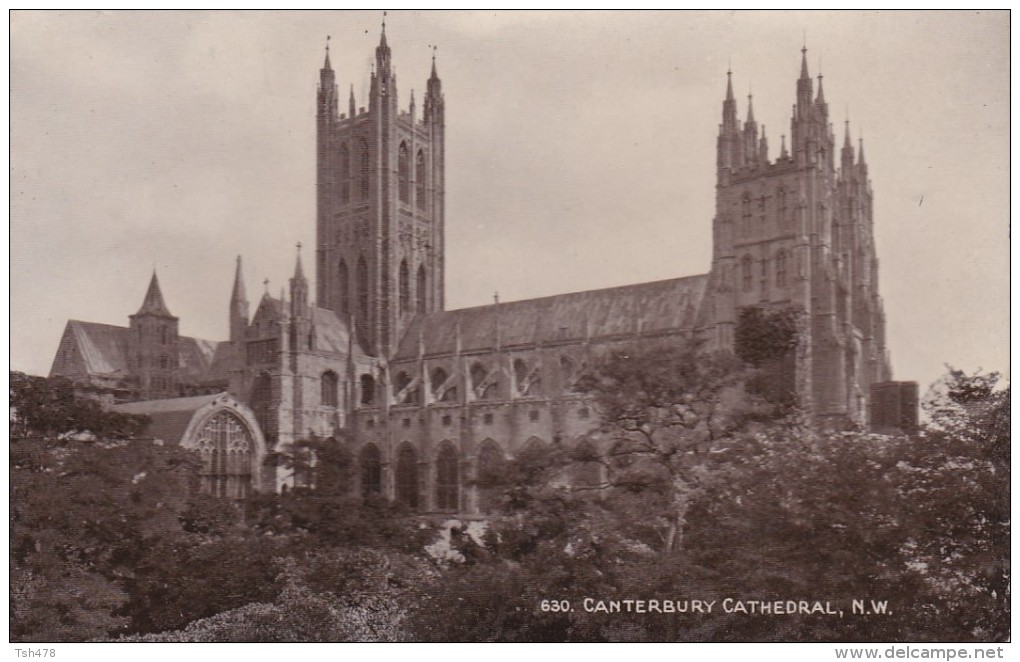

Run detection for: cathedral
[[49, 28, 916, 509]]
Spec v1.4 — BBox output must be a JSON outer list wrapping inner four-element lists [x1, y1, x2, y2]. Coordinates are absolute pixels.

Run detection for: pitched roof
[[135, 271, 174, 318], [394, 274, 708, 359], [112, 393, 222, 444], [52, 320, 225, 385], [311, 307, 362, 355]]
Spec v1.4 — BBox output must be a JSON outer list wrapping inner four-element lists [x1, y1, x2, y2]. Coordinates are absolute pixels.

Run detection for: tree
[[10, 371, 148, 440]]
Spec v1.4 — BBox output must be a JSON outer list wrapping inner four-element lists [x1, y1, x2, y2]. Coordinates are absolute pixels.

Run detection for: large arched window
[[416, 264, 427, 313], [741, 255, 753, 292], [398, 142, 410, 204], [435, 441, 459, 512], [395, 442, 419, 509], [360, 374, 376, 406], [357, 255, 369, 328], [560, 355, 577, 391], [358, 139, 370, 200], [337, 260, 349, 314], [476, 440, 505, 514], [399, 259, 410, 312], [321, 371, 339, 407], [359, 443, 382, 497], [195, 410, 254, 499], [775, 250, 788, 288], [416, 149, 427, 211], [339, 143, 350, 203]]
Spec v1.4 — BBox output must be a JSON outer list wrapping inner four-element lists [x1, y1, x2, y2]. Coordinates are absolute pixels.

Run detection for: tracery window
[[339, 143, 351, 203], [360, 374, 376, 406], [398, 142, 410, 204], [415, 149, 427, 211], [399, 259, 410, 312], [416, 264, 427, 313], [432, 367, 456, 402], [195, 410, 254, 499], [358, 140, 370, 200], [435, 441, 459, 512]]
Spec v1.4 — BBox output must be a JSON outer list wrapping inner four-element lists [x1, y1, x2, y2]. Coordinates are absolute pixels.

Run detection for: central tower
[[316, 26, 446, 357]]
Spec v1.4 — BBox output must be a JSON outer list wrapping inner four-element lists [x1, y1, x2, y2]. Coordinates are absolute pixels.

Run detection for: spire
[[800, 45, 809, 79], [843, 119, 852, 149], [136, 270, 172, 317], [376, 12, 391, 62], [293, 242, 306, 282], [323, 35, 332, 70], [759, 124, 769, 162], [725, 68, 734, 101], [430, 45, 439, 79], [780, 134, 789, 159], [858, 137, 867, 165], [230, 256, 249, 342], [231, 255, 247, 304], [841, 120, 855, 171], [816, 73, 825, 103], [745, 92, 755, 124], [349, 84, 356, 118]]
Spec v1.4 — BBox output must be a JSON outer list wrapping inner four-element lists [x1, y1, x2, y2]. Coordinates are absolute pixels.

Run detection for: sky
[[10, 10, 1010, 396]]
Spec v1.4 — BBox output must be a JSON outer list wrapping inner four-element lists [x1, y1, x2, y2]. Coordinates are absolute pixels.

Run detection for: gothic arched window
[[339, 143, 350, 203], [432, 367, 456, 402], [741, 191, 752, 231], [360, 374, 376, 406], [513, 358, 531, 396], [560, 355, 577, 391], [741, 255, 753, 292], [416, 264, 427, 313], [357, 255, 369, 329], [399, 259, 410, 312], [321, 370, 339, 407], [395, 442, 419, 509], [394, 370, 419, 405], [776, 250, 788, 288], [398, 142, 410, 204], [435, 441, 459, 512], [358, 139, 370, 200], [476, 440, 505, 514], [416, 149, 427, 211], [195, 410, 254, 499], [337, 259, 349, 314], [359, 443, 382, 497]]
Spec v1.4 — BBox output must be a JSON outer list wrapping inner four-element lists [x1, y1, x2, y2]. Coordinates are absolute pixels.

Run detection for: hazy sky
[[10, 10, 1009, 395]]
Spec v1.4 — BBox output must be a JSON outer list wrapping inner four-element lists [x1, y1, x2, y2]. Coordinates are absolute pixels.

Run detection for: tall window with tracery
[[358, 140, 370, 200], [416, 264, 427, 313], [416, 149, 427, 211], [195, 410, 254, 499], [398, 142, 410, 204], [741, 192, 752, 232], [776, 250, 788, 288], [339, 143, 350, 203], [399, 259, 410, 312]]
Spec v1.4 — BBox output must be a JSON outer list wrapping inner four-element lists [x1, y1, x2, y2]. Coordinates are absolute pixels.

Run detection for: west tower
[[315, 27, 446, 358], [704, 49, 891, 425]]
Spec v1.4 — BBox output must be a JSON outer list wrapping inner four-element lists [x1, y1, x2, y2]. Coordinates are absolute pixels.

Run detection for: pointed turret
[[375, 15, 392, 73], [230, 255, 249, 342], [840, 119, 855, 173], [816, 73, 826, 103], [349, 84, 356, 118], [780, 134, 789, 160], [744, 92, 759, 165], [759, 124, 769, 163], [425, 46, 444, 124], [800, 45, 810, 80], [136, 271, 173, 317], [796, 46, 813, 117], [290, 243, 309, 319], [717, 68, 741, 176], [318, 36, 338, 121]]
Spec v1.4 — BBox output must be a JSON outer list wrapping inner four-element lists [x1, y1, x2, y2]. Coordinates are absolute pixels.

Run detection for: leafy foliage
[[10, 371, 148, 439]]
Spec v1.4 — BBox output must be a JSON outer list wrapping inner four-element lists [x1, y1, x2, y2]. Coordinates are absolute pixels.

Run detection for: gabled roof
[[134, 271, 174, 318], [112, 393, 222, 444], [394, 274, 708, 359], [50, 320, 225, 385]]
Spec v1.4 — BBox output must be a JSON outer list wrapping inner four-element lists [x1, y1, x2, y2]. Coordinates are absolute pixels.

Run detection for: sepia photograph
[[9, 9, 1010, 651]]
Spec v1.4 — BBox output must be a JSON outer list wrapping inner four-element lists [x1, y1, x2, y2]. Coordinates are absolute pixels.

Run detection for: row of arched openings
[[337, 140, 370, 204], [397, 142, 428, 211], [336, 257, 428, 317], [741, 250, 790, 292], [356, 438, 601, 513]]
